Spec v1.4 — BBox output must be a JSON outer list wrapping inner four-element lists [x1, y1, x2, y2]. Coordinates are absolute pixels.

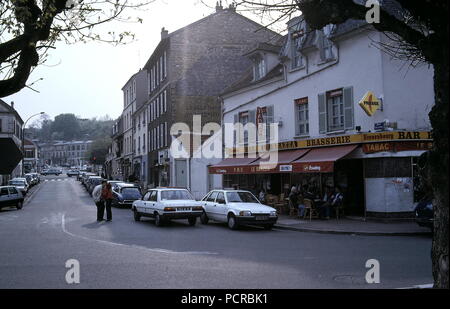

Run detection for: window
[[160, 124, 164, 149], [320, 27, 335, 61], [319, 87, 353, 133], [239, 111, 249, 144], [207, 191, 218, 202], [163, 90, 167, 112], [327, 90, 344, 131], [156, 97, 159, 118], [295, 98, 309, 136], [290, 22, 305, 69], [216, 192, 225, 204], [164, 122, 168, 146], [254, 56, 266, 80], [143, 133, 146, 151]]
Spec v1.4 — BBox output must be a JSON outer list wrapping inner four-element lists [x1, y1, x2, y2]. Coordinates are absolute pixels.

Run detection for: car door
[[215, 192, 228, 223], [136, 191, 150, 212], [8, 187, 20, 205], [144, 190, 158, 214], [205, 191, 219, 220], [0, 187, 10, 208]]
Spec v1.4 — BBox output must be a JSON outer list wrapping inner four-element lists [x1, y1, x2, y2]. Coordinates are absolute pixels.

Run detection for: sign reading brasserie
[[227, 131, 432, 155]]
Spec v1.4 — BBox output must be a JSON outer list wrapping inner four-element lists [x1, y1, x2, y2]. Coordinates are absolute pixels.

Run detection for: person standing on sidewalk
[[101, 183, 114, 222], [93, 180, 107, 222]]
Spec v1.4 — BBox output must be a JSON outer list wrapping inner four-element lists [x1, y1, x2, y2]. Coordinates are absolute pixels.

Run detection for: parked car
[[415, 196, 433, 230], [200, 190, 278, 230], [66, 170, 80, 177], [81, 173, 97, 186], [0, 186, 24, 210], [132, 188, 204, 226], [30, 173, 41, 184], [41, 169, 62, 176], [86, 176, 105, 194], [8, 178, 29, 196], [24, 174, 37, 186], [112, 183, 142, 208]]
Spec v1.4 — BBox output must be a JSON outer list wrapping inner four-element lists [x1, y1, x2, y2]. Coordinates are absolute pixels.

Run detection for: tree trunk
[[430, 50, 449, 289]]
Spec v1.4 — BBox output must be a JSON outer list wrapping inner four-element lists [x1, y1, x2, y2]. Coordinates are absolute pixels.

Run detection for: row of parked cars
[[78, 172, 143, 208], [131, 188, 278, 230], [0, 173, 41, 211], [77, 173, 278, 230]]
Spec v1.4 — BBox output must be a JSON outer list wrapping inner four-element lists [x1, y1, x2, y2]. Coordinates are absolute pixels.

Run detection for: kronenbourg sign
[[359, 91, 381, 117]]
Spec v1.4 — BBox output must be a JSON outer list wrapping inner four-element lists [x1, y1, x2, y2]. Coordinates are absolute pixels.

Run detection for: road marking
[[397, 283, 434, 289], [61, 214, 218, 256]]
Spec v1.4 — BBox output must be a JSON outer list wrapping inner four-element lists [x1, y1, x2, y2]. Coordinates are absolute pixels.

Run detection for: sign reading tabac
[[359, 91, 381, 116]]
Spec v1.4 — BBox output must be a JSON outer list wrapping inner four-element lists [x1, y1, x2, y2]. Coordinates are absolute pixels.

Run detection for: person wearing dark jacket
[[101, 183, 114, 222]]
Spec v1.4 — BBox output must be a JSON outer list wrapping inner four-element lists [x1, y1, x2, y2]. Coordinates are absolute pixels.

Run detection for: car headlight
[[239, 211, 252, 216], [270, 211, 277, 217]]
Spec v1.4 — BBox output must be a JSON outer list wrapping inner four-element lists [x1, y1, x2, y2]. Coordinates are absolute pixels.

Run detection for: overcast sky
[[6, 0, 272, 127]]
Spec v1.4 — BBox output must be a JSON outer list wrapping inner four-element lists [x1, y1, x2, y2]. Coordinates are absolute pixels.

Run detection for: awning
[[0, 138, 23, 174], [248, 149, 310, 173], [208, 157, 259, 174], [292, 145, 358, 173]]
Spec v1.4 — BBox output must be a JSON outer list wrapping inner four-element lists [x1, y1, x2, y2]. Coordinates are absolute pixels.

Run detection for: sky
[[5, 0, 271, 127]]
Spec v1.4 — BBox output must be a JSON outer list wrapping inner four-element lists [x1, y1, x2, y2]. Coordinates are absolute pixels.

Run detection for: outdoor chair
[[303, 198, 318, 221], [288, 200, 298, 217]]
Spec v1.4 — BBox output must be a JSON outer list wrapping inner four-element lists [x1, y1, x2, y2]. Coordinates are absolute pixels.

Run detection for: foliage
[[0, 0, 153, 97], [86, 136, 111, 164]]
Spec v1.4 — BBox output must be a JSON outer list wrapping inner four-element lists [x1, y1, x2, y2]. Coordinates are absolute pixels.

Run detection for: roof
[[143, 7, 280, 70], [221, 63, 284, 96], [244, 42, 283, 56], [0, 99, 24, 124]]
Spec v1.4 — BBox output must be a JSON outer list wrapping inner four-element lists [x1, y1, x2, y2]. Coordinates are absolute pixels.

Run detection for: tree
[[87, 136, 111, 165], [0, 0, 153, 97], [232, 0, 448, 288], [51, 113, 80, 139]]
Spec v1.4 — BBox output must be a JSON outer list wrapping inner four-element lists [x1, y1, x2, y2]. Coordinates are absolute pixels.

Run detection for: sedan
[[8, 179, 29, 196], [200, 190, 278, 230]]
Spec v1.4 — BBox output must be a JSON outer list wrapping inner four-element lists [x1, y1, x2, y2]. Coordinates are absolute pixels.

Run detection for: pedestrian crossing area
[[43, 179, 75, 182]]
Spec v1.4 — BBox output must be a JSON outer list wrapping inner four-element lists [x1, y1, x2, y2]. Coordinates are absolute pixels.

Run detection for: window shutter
[[234, 114, 239, 145], [266, 105, 274, 123], [249, 110, 257, 143], [343, 86, 354, 130], [318, 31, 325, 61], [318, 93, 327, 133]]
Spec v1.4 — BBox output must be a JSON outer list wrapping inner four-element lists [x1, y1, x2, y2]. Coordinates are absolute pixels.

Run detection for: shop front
[[209, 131, 432, 218]]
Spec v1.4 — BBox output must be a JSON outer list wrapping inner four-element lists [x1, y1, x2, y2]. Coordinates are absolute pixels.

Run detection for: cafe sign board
[[359, 91, 381, 117], [227, 131, 432, 155]]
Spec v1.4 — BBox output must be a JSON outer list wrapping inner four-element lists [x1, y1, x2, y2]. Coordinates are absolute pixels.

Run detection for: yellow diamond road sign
[[359, 91, 381, 117]]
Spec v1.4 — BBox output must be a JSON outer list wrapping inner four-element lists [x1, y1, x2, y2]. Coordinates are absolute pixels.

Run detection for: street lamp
[[22, 112, 45, 175]]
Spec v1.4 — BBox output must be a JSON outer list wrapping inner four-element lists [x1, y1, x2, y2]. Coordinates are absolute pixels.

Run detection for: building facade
[[23, 138, 40, 173], [0, 100, 23, 185], [39, 140, 92, 167], [209, 17, 434, 217], [142, 4, 282, 190]]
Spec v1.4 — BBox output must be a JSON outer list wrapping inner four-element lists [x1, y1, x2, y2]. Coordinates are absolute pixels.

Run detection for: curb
[[23, 183, 43, 206], [274, 224, 432, 237]]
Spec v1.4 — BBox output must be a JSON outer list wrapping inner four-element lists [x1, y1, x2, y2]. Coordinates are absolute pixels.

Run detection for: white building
[[210, 17, 434, 217]]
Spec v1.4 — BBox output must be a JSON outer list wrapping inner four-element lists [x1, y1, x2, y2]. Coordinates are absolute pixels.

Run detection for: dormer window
[[254, 55, 266, 80], [320, 24, 336, 61], [290, 20, 306, 69]]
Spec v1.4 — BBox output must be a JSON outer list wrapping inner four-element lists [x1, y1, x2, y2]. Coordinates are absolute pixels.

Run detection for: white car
[[200, 190, 278, 230], [8, 178, 29, 196], [132, 188, 204, 227]]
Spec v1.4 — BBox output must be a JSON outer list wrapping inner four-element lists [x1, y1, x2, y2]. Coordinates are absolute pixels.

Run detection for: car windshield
[[160, 190, 194, 201], [226, 192, 259, 203], [121, 187, 142, 198]]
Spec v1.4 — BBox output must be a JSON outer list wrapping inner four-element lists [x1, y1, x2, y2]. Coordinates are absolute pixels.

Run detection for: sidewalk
[[274, 215, 432, 236]]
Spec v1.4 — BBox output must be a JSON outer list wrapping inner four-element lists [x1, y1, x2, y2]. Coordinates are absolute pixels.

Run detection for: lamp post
[[22, 112, 45, 176]]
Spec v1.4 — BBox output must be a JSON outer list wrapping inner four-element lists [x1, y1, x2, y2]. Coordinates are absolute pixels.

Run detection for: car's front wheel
[[16, 201, 23, 210], [227, 214, 238, 230], [188, 217, 197, 226], [133, 209, 141, 222], [200, 212, 209, 225]]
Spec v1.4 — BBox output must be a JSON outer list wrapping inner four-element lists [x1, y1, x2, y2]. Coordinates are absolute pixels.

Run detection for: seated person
[[316, 186, 333, 219], [328, 186, 344, 217], [288, 186, 299, 211]]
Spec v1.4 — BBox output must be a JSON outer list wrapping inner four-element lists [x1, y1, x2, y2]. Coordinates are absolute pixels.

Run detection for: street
[[0, 175, 433, 289]]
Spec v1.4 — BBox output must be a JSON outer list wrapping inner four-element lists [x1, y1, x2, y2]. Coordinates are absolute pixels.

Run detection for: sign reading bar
[[227, 131, 432, 155], [359, 91, 381, 117]]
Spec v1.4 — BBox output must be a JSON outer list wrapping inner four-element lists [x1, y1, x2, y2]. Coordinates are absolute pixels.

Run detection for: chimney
[[228, 3, 236, 12], [161, 27, 169, 40], [215, 1, 223, 12], [10, 101, 14, 109]]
